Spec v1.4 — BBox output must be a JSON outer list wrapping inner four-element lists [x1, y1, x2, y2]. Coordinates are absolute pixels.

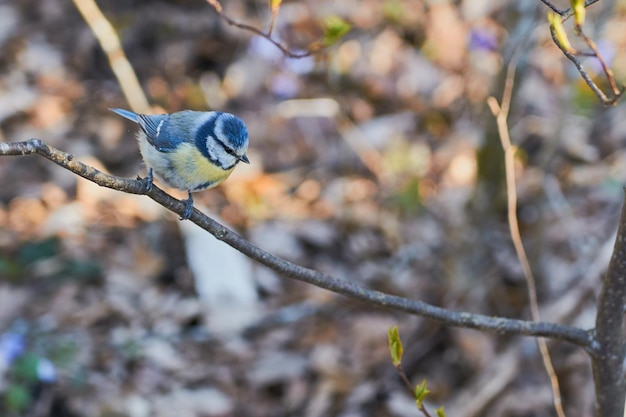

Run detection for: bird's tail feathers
[[110, 108, 139, 122]]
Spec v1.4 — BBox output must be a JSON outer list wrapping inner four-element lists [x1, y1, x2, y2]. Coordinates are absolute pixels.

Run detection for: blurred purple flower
[[585, 40, 615, 74], [469, 28, 498, 52], [285, 55, 315, 74], [249, 36, 314, 75], [37, 358, 56, 383], [271, 73, 300, 98], [0, 332, 25, 367], [249, 36, 284, 62]]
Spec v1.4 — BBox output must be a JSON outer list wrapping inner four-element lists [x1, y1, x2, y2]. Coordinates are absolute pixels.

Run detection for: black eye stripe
[[217, 140, 237, 156]]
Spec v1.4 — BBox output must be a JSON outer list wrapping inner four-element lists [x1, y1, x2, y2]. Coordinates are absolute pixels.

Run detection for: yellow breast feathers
[[169, 143, 235, 191]]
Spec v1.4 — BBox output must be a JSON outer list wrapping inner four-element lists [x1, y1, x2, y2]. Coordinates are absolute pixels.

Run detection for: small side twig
[[550, 24, 616, 104], [540, 0, 601, 18], [388, 327, 439, 417], [578, 29, 622, 97], [544, 1, 624, 106], [393, 366, 434, 417], [206, 0, 317, 58]]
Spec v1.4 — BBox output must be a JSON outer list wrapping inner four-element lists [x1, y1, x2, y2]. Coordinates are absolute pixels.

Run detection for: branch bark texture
[[593, 189, 626, 417]]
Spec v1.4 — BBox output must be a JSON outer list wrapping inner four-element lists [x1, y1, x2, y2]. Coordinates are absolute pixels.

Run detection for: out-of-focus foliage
[[322, 16, 352, 47], [571, 0, 587, 28], [548, 12, 573, 51], [388, 325, 403, 366]]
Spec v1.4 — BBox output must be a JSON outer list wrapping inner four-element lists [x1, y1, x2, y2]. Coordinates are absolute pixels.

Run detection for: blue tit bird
[[111, 108, 250, 219]]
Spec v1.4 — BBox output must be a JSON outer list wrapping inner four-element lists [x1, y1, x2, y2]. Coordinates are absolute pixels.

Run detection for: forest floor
[[1, 1, 625, 416]]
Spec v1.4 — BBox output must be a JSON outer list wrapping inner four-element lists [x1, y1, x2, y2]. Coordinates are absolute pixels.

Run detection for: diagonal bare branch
[[0, 139, 596, 353]]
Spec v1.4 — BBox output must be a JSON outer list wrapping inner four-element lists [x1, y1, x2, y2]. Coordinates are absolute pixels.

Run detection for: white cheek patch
[[205, 134, 238, 170], [215, 116, 225, 143], [204, 136, 222, 163]]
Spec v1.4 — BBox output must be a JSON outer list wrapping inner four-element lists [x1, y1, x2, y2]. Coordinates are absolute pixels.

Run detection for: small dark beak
[[239, 154, 250, 164]]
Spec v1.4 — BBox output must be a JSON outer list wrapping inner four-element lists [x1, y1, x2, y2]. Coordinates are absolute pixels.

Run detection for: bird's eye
[[225, 147, 237, 157]]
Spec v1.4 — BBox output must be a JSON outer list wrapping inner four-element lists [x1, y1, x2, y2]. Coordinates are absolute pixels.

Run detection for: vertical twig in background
[[72, 0, 150, 113], [487, 56, 566, 417]]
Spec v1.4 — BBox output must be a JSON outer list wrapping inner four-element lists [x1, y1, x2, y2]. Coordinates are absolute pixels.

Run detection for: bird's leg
[[180, 192, 194, 220], [140, 168, 154, 192]]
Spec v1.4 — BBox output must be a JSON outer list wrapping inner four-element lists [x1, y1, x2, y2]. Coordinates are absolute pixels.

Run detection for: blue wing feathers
[[111, 108, 183, 152], [140, 114, 185, 152]]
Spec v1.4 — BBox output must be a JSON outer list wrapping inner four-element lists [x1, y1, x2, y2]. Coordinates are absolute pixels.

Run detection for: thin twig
[[539, 0, 564, 15], [548, 25, 614, 105], [205, 0, 317, 59], [544, 1, 624, 106], [268, 0, 279, 37], [578, 29, 623, 96], [395, 364, 416, 394], [487, 55, 566, 417], [394, 365, 433, 417], [0, 139, 596, 354], [540, 0, 602, 18]]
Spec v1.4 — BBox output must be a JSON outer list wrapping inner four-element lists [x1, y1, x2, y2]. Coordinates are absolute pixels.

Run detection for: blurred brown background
[[1, 0, 625, 416]]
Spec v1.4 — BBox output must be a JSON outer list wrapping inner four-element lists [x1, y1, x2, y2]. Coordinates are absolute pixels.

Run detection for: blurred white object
[[179, 211, 259, 334]]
